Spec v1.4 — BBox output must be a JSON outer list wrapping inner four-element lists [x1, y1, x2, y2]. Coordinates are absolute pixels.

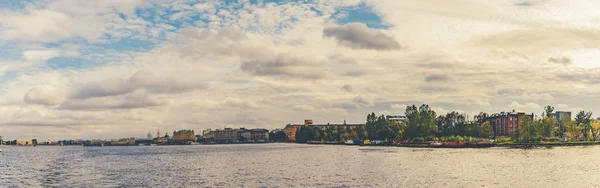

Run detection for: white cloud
[[23, 85, 68, 106], [509, 101, 541, 113], [391, 104, 407, 109], [23, 50, 60, 61]]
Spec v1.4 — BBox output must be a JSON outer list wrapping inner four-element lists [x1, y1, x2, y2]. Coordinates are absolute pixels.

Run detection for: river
[[1, 143, 599, 187]]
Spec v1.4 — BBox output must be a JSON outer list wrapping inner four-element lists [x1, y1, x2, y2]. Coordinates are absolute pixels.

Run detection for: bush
[[448, 135, 456, 142], [494, 137, 512, 144]]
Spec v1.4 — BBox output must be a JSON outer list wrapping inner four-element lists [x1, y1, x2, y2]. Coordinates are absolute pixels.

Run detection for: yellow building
[[173, 129, 197, 144], [16, 140, 33, 146]]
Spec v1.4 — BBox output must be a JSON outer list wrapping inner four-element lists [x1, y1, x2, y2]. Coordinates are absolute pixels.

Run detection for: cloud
[[353, 96, 374, 107], [509, 101, 541, 113], [424, 74, 450, 82], [515, 2, 533, 6], [520, 93, 555, 101], [323, 22, 401, 50], [419, 86, 455, 93], [223, 98, 260, 109], [59, 89, 164, 110], [291, 104, 316, 112], [23, 85, 68, 106], [390, 104, 407, 109], [73, 70, 209, 99], [548, 57, 572, 66], [240, 53, 324, 79], [23, 50, 60, 61], [341, 84, 354, 92], [342, 70, 368, 77]]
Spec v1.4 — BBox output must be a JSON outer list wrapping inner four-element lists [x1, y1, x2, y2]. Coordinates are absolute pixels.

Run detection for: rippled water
[[1, 144, 600, 187]]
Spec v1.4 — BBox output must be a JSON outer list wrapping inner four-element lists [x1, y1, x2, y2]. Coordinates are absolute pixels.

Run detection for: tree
[[566, 120, 580, 140], [479, 120, 494, 139], [544, 105, 554, 118], [517, 116, 539, 142], [418, 104, 438, 137], [366, 113, 378, 139], [356, 125, 368, 140], [575, 111, 593, 139], [591, 121, 600, 141], [541, 117, 557, 138]]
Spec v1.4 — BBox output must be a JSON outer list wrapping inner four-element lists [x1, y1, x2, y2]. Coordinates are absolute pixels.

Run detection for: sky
[[1, 0, 600, 140]]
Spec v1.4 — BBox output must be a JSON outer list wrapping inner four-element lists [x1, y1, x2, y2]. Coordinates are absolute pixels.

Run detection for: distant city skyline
[[1, 0, 600, 140]]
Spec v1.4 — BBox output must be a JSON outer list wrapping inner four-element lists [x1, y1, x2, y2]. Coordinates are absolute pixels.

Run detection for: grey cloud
[[424, 74, 450, 82], [342, 70, 368, 77], [240, 53, 324, 79], [515, 2, 533, 6], [417, 62, 455, 69], [353, 96, 374, 107], [419, 86, 455, 93], [223, 98, 259, 109], [496, 88, 526, 96], [341, 84, 354, 92], [329, 53, 359, 64], [323, 22, 401, 50], [74, 70, 209, 99], [548, 57, 572, 66], [555, 72, 600, 84], [60, 90, 165, 111]]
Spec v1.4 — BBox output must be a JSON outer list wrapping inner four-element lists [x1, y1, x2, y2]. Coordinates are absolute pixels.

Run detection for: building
[[484, 111, 534, 137], [213, 128, 239, 143], [173, 129, 197, 144], [16, 140, 33, 146], [250, 129, 269, 142], [386, 115, 407, 123], [237, 128, 252, 142], [554, 111, 572, 123], [284, 120, 312, 142], [202, 129, 212, 136], [284, 119, 362, 141]]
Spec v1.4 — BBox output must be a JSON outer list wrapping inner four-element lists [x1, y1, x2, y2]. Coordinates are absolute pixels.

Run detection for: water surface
[[1, 144, 599, 187]]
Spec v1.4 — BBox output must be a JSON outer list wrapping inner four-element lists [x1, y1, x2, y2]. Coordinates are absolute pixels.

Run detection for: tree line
[[295, 104, 494, 143], [510, 105, 600, 142]]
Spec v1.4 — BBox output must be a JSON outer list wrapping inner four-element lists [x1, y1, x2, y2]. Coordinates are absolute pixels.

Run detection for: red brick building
[[483, 111, 534, 137]]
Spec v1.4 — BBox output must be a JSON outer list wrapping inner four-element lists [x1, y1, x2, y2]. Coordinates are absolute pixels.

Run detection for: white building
[[386, 115, 407, 123]]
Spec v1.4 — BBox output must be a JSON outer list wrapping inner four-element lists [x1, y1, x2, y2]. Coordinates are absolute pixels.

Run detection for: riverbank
[[305, 140, 600, 149]]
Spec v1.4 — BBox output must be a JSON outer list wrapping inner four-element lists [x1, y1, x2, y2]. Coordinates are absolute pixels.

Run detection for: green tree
[[517, 116, 539, 142], [566, 120, 580, 140], [366, 113, 378, 139], [404, 104, 438, 139], [479, 120, 494, 139], [591, 121, 600, 141], [575, 111, 593, 139], [541, 117, 557, 138], [544, 105, 554, 118], [356, 125, 368, 140]]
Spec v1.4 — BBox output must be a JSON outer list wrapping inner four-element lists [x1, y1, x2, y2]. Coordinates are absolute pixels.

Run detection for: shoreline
[[3, 141, 600, 149]]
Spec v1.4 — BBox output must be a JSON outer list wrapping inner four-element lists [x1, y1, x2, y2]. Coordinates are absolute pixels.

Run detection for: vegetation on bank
[[295, 104, 493, 143], [507, 106, 600, 143], [294, 104, 600, 145]]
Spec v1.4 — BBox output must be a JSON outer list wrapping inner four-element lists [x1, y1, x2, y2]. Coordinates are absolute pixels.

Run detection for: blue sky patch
[[334, 3, 388, 29]]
